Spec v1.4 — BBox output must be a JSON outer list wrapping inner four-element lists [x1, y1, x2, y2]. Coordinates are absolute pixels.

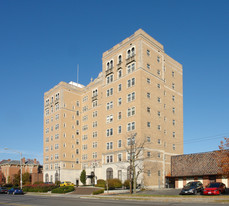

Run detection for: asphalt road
[[0, 194, 227, 206]]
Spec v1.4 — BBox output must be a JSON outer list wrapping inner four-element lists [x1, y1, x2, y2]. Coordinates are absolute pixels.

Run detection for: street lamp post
[[4, 148, 22, 189]]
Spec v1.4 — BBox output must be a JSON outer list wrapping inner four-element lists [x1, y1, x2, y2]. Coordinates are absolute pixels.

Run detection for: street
[[0, 194, 227, 206]]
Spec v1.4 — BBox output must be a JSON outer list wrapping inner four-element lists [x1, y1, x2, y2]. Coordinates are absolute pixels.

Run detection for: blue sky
[[0, 0, 229, 164]]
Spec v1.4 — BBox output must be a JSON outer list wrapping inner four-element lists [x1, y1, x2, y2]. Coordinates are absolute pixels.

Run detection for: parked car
[[180, 181, 203, 195], [0, 187, 8, 194], [203, 182, 226, 195], [60, 181, 74, 187], [7, 188, 24, 195]]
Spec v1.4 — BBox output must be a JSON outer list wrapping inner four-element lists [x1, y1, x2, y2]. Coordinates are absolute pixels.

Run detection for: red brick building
[[0, 158, 43, 185], [169, 151, 229, 188]]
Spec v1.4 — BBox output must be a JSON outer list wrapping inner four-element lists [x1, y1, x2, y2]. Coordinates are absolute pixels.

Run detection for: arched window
[[110, 60, 113, 68], [127, 50, 131, 58], [107, 62, 110, 70], [106, 167, 113, 180], [131, 47, 135, 56], [45, 173, 49, 183], [118, 55, 122, 64]]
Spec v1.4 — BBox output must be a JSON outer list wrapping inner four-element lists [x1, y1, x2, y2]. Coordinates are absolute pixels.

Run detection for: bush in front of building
[[93, 189, 104, 195], [23, 183, 58, 192], [123, 179, 130, 189], [80, 170, 86, 185], [96, 179, 106, 188], [107, 179, 122, 190], [51, 186, 75, 193]]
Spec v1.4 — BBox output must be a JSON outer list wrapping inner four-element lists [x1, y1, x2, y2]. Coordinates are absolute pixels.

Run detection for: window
[[147, 170, 151, 176], [158, 125, 161, 130], [118, 98, 122, 106], [158, 153, 161, 158], [93, 121, 97, 128], [147, 107, 151, 113], [172, 83, 175, 89], [45, 137, 49, 142], [107, 101, 113, 110], [173, 144, 176, 150], [55, 134, 59, 139], [127, 47, 135, 58], [45, 128, 49, 134], [106, 128, 113, 137], [127, 92, 135, 102], [147, 64, 150, 69], [92, 142, 97, 148], [147, 122, 151, 128], [172, 107, 175, 114], [158, 111, 161, 117], [45, 119, 49, 124], [92, 152, 97, 159], [158, 170, 161, 176], [147, 49, 150, 56], [147, 136, 151, 142], [106, 88, 113, 97], [82, 154, 88, 160], [157, 84, 161, 89], [118, 69, 122, 78], [55, 124, 59, 130], [118, 153, 122, 162], [118, 140, 122, 148], [118, 84, 122, 92], [55, 144, 59, 150], [55, 114, 59, 120], [106, 74, 114, 84], [173, 119, 176, 126], [55, 93, 59, 100], [127, 78, 135, 88], [158, 139, 161, 144], [173, 132, 176, 138], [127, 122, 135, 131], [118, 112, 122, 120], [157, 97, 161, 103], [93, 131, 97, 138], [157, 56, 160, 62], [82, 135, 88, 140], [82, 125, 88, 131], [118, 55, 122, 64], [147, 92, 150, 98], [147, 152, 151, 157], [172, 71, 175, 77], [157, 70, 161, 75], [45, 109, 49, 116], [106, 155, 113, 163], [127, 63, 135, 74], [92, 100, 98, 108], [147, 78, 150, 84], [172, 95, 175, 102], [76, 111, 79, 116], [106, 142, 113, 150], [55, 154, 59, 160], [82, 144, 88, 150], [45, 147, 49, 152], [127, 107, 135, 117], [93, 111, 97, 117], [116, 125, 121, 134], [106, 115, 113, 123]]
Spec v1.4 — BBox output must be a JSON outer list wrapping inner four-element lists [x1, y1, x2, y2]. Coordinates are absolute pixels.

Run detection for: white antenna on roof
[[77, 64, 79, 84]]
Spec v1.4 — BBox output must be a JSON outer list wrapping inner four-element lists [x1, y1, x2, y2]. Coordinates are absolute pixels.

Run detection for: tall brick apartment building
[[0, 158, 42, 185], [43, 29, 183, 188]]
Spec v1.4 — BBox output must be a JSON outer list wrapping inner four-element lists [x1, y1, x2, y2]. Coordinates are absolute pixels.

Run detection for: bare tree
[[124, 133, 147, 194]]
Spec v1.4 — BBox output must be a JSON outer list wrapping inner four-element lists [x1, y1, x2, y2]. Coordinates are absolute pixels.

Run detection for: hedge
[[51, 186, 75, 193], [96, 179, 122, 190], [93, 189, 104, 195], [23, 184, 58, 192]]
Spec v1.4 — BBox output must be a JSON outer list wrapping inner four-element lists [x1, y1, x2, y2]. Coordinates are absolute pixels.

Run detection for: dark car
[[180, 181, 203, 195], [7, 188, 24, 195], [0, 187, 8, 194], [203, 182, 226, 195]]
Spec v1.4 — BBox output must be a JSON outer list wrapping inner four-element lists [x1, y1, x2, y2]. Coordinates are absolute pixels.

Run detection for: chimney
[[34, 158, 37, 164], [22, 157, 25, 164]]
